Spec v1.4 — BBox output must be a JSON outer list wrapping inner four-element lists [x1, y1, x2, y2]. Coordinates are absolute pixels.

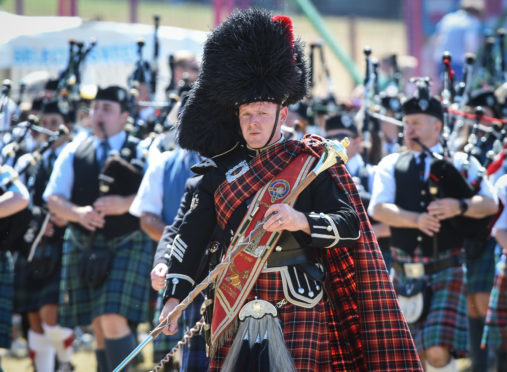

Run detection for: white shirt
[[43, 131, 138, 201], [129, 150, 174, 217], [493, 175, 507, 231], [368, 144, 497, 216]]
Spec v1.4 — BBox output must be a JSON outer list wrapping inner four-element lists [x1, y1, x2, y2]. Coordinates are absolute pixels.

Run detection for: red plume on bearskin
[[178, 8, 309, 158]]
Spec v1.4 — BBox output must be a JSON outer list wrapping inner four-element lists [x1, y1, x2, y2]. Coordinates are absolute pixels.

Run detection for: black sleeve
[[153, 175, 202, 268], [293, 169, 361, 248], [161, 172, 218, 302]]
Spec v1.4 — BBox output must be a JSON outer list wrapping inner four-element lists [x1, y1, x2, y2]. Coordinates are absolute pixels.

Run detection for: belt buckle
[[404, 262, 425, 278]]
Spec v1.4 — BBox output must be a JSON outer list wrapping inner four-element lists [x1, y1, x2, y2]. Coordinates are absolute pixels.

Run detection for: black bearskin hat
[[178, 8, 309, 158]]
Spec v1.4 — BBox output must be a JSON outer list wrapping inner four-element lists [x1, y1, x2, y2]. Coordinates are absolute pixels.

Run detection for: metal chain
[[151, 317, 206, 372]]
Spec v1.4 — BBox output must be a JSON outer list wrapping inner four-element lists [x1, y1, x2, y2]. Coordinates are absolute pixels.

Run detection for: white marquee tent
[[0, 11, 207, 99]]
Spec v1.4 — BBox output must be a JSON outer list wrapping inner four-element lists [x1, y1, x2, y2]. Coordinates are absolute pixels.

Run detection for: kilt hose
[[14, 246, 61, 313], [58, 227, 152, 327], [391, 248, 468, 358], [0, 251, 13, 348], [482, 253, 507, 350], [210, 270, 333, 372], [465, 237, 496, 294]]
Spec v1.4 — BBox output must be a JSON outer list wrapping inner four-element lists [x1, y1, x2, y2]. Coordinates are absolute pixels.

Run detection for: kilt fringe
[[210, 318, 238, 359]]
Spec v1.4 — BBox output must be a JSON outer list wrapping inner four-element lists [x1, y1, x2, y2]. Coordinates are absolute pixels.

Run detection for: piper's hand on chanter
[[159, 298, 181, 335], [76, 205, 105, 231], [427, 198, 461, 220], [416, 212, 440, 237], [263, 203, 310, 234], [151, 263, 168, 291], [93, 195, 132, 216]]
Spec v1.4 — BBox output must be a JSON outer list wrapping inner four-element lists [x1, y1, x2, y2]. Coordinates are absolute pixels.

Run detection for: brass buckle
[[403, 262, 425, 278]]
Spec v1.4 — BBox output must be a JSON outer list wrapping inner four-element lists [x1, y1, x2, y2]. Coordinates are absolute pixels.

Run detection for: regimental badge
[[226, 160, 250, 183], [57, 99, 70, 115], [341, 114, 353, 128], [418, 98, 429, 111], [389, 97, 401, 111], [268, 179, 290, 203], [120, 147, 132, 158], [117, 89, 126, 102]]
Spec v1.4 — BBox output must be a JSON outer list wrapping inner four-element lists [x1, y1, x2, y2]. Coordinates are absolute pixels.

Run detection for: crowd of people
[[1, 1, 507, 372]]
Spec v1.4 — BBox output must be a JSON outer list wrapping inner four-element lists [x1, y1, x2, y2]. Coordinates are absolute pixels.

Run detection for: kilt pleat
[[58, 227, 152, 327], [14, 247, 61, 313], [392, 248, 468, 358], [465, 238, 496, 294], [482, 254, 507, 350]]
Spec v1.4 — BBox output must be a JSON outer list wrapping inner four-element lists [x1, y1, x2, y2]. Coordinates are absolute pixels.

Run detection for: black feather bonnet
[[178, 8, 309, 158]]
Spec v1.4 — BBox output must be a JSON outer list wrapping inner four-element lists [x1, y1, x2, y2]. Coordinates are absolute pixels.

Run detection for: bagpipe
[[301, 41, 340, 129], [0, 123, 69, 254], [414, 136, 492, 258], [418, 45, 507, 258], [126, 16, 189, 150], [52, 38, 96, 123], [0, 114, 39, 165], [361, 48, 407, 164], [77, 123, 144, 288]]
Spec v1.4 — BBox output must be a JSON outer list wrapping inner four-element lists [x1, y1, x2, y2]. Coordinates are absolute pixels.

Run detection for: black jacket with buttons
[[158, 143, 360, 302]]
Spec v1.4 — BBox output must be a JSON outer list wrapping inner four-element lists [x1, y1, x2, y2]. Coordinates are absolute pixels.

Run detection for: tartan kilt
[[152, 293, 209, 372], [14, 248, 61, 313], [391, 248, 468, 358], [0, 251, 13, 349], [210, 270, 333, 372], [481, 253, 507, 350], [465, 237, 496, 294], [181, 295, 209, 372], [58, 227, 152, 327]]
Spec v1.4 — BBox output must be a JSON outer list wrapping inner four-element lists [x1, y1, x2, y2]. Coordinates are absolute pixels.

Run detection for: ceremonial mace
[[113, 138, 350, 372]]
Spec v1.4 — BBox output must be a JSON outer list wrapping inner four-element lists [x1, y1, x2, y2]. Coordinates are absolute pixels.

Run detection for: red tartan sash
[[210, 151, 316, 353]]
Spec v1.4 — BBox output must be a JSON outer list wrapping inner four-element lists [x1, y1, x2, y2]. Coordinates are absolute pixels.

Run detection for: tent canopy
[[0, 11, 207, 99]]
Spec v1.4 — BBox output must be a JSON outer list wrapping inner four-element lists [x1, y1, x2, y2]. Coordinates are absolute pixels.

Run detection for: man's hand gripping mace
[[113, 138, 350, 372]]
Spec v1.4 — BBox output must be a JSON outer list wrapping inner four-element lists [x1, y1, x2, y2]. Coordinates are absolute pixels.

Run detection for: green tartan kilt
[[482, 253, 507, 350], [465, 237, 496, 294], [14, 246, 62, 314], [0, 251, 13, 349], [58, 227, 152, 327]]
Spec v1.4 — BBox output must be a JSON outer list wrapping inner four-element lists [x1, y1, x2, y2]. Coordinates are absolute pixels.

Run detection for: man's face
[[238, 101, 287, 149], [40, 113, 69, 147], [173, 58, 200, 86], [403, 113, 441, 151], [90, 100, 128, 139]]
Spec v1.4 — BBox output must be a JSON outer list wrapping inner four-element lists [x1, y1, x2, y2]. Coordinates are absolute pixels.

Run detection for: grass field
[[1, 323, 169, 372], [0, 0, 407, 97]]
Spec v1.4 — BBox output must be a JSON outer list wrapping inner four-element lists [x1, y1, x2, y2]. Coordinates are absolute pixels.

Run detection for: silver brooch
[[226, 160, 250, 183]]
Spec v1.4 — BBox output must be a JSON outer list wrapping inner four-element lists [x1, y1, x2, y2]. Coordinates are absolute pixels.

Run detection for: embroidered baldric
[[210, 149, 316, 354]]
